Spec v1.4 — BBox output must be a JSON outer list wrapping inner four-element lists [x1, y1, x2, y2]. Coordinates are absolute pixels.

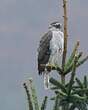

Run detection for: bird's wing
[[38, 31, 52, 62], [37, 31, 52, 74]]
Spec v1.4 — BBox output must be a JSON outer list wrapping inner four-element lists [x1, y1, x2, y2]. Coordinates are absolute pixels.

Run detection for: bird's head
[[49, 21, 62, 30]]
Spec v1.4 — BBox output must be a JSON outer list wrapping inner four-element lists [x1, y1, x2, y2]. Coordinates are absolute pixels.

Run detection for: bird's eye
[[56, 24, 61, 28]]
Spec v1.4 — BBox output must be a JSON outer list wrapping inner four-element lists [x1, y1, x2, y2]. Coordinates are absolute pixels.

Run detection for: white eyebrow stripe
[[55, 23, 61, 25]]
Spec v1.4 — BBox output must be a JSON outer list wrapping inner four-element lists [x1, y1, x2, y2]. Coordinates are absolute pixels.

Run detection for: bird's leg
[[48, 55, 56, 70]]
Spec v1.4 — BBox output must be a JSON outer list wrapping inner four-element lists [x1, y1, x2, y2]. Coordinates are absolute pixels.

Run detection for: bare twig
[[61, 0, 68, 85]]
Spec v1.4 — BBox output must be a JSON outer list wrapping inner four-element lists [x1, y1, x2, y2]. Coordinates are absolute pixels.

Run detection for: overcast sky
[[0, 0, 88, 110]]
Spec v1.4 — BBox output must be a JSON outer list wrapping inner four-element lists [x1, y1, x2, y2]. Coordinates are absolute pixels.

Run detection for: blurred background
[[0, 0, 88, 110]]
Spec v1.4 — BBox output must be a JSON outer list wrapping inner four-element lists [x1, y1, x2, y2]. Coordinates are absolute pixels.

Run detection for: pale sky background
[[0, 0, 88, 110]]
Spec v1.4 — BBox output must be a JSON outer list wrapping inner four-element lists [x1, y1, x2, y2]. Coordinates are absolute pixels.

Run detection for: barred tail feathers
[[43, 70, 50, 89]]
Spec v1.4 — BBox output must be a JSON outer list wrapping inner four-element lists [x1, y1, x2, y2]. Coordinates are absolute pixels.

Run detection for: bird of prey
[[37, 21, 64, 89]]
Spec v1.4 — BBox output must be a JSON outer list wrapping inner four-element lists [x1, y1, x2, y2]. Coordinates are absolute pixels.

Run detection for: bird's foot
[[46, 64, 54, 71]]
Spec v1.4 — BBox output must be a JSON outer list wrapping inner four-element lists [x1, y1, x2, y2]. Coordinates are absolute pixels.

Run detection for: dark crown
[[50, 22, 62, 29]]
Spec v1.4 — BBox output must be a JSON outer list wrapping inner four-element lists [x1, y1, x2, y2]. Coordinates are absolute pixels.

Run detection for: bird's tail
[[38, 63, 45, 75], [43, 69, 50, 89]]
